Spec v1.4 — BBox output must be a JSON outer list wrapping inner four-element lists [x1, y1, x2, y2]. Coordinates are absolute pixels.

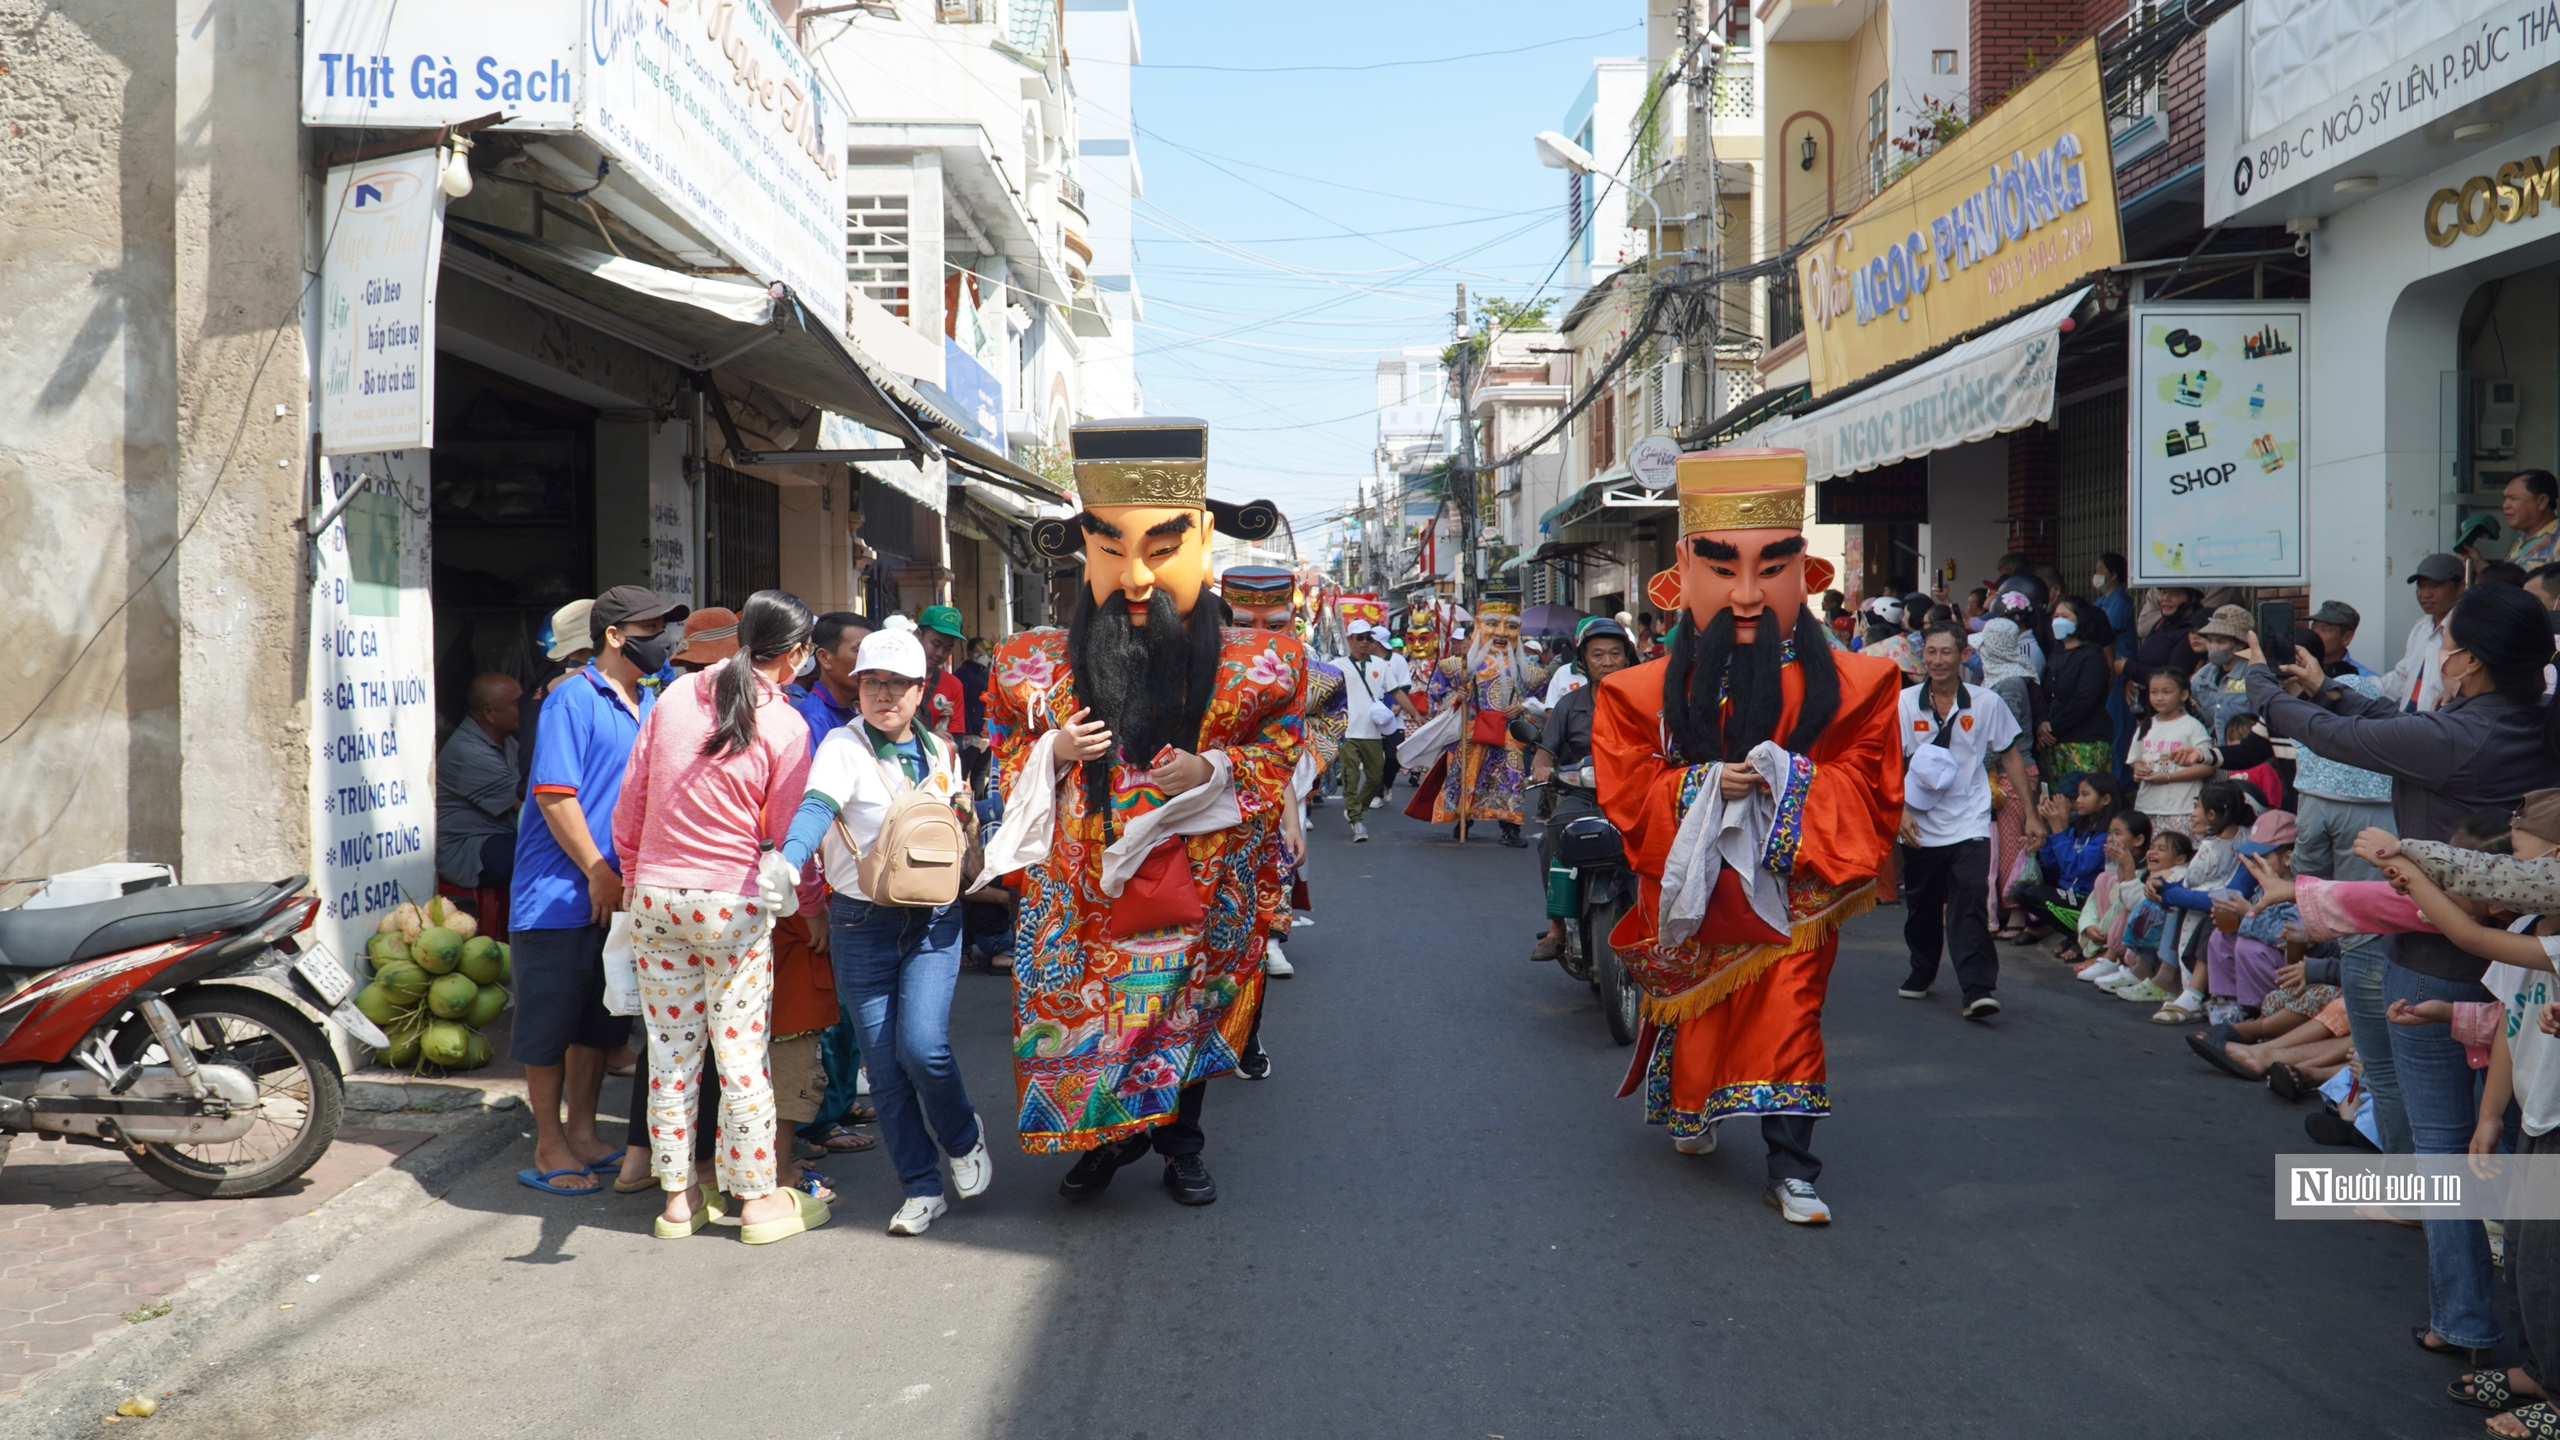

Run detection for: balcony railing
[[1058, 173, 1085, 212], [1710, 56, 1755, 120]]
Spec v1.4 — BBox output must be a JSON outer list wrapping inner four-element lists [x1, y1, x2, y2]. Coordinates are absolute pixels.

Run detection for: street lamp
[[1533, 129, 1664, 270]]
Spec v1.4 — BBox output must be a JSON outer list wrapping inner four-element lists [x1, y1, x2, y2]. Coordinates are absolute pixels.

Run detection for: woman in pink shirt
[[612, 590, 824, 1245]]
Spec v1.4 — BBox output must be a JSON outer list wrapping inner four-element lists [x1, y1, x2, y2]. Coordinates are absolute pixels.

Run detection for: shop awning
[[1747, 287, 2090, 482], [443, 220, 1061, 498], [1542, 468, 1674, 542]]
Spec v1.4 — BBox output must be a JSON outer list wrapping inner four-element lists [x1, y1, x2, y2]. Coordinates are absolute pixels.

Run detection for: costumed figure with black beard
[[1590, 449, 1903, 1225], [1221, 565, 1345, 1077], [979, 418, 1307, 1207], [1406, 601, 1549, 845]]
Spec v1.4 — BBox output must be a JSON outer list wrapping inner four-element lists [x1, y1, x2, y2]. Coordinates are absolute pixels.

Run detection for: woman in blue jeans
[[781, 624, 987, 1237], [2244, 581, 2560, 1360]]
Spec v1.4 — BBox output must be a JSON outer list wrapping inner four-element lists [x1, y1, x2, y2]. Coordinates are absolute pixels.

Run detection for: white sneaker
[[2077, 961, 2126, 985], [888, 1194, 949, 1236], [1673, 1126, 1718, 1155], [1292, 913, 1313, 928], [1264, 940, 1294, 977], [1765, 1178, 1832, 1224], [1350, 822, 1371, 843], [949, 1138, 992, 1200]]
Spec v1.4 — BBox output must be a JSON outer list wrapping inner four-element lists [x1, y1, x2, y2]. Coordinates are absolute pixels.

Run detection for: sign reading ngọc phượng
[[1794, 38, 2123, 397]]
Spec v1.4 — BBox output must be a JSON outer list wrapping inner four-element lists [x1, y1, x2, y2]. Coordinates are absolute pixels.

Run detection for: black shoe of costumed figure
[[1058, 1137, 1148, 1200], [1236, 1044, 1271, 1081], [1163, 1154, 1218, 1206]]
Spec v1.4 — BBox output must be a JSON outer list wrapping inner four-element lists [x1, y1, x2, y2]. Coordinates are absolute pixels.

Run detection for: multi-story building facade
[[2, 0, 1116, 968]]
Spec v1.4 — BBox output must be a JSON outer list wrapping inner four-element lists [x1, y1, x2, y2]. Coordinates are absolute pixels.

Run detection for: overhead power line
[[1080, 23, 1642, 74]]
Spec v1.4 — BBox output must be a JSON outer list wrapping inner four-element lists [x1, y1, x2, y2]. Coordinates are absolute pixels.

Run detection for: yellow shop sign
[[1795, 39, 2124, 396], [2424, 153, 2560, 245]]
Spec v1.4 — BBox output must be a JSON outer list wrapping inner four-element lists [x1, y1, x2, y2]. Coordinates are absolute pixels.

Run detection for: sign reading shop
[[1794, 39, 2124, 396]]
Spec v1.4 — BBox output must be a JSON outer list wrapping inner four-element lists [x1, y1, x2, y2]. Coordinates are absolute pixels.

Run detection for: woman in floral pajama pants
[[610, 589, 828, 1244], [629, 887, 779, 1199]]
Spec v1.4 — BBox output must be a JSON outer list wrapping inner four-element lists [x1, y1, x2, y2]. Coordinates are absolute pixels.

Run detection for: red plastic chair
[[434, 881, 510, 943]]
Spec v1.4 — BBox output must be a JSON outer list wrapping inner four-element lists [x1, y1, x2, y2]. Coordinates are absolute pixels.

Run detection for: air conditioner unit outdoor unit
[[2479, 377, 2521, 458]]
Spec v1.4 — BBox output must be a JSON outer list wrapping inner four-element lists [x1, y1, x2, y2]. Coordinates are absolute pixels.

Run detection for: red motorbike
[[0, 875, 388, 1197]]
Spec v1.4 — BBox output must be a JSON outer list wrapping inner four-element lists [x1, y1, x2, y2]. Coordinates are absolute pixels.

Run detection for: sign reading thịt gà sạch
[[1794, 39, 2123, 397], [299, 0, 846, 342]]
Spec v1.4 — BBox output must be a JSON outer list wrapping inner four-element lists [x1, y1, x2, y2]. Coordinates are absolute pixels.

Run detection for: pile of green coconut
[[354, 897, 512, 1071]]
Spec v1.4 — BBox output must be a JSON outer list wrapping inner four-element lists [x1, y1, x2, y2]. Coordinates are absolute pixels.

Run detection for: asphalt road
[[110, 794, 2469, 1439]]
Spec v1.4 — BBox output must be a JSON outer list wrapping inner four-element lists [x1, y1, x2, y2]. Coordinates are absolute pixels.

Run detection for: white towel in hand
[[1657, 741, 1797, 947], [978, 728, 1065, 877]]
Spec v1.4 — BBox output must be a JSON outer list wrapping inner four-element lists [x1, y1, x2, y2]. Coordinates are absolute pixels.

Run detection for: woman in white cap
[[777, 623, 989, 1237]]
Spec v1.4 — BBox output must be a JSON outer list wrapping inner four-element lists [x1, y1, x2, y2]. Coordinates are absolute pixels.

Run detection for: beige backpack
[[834, 739, 971, 908]]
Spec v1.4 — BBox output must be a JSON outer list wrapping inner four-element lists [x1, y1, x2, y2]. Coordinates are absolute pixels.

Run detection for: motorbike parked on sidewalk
[[1542, 770, 1642, 1047], [0, 873, 387, 1197]]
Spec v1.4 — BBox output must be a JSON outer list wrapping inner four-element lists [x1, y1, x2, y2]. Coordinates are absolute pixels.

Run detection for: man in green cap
[[917, 604, 967, 737]]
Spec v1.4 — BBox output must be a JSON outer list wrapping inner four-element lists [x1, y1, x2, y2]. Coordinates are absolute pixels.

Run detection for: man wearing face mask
[[508, 584, 685, 1197], [2189, 605, 2258, 740]]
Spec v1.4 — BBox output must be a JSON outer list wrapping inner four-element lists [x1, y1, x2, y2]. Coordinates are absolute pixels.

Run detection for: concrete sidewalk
[[0, 1129, 428, 1400], [0, 1060, 529, 1422]]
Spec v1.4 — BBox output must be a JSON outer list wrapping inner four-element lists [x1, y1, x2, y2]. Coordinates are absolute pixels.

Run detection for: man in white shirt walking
[[1897, 622, 2042, 1019], [1336, 619, 1410, 842]]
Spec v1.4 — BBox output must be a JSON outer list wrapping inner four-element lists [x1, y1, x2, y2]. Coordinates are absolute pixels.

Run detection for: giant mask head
[[1474, 602, 1522, 653], [1651, 448, 1842, 764], [1029, 419, 1284, 809], [1221, 565, 1297, 633], [1648, 448, 1836, 647], [1028, 418, 1283, 617], [1403, 606, 1441, 669]]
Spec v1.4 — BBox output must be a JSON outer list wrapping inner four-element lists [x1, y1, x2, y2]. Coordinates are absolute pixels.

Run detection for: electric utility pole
[[1680, 5, 1724, 441], [1451, 281, 1478, 611]]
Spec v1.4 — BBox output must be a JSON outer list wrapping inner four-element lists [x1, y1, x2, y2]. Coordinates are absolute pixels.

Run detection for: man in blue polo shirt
[[510, 583, 684, 1196], [793, 611, 871, 753]]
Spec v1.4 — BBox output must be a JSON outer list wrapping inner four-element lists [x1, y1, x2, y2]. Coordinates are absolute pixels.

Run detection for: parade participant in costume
[[1591, 449, 1903, 1225], [1224, 565, 1344, 1079], [1225, 566, 1344, 981], [1408, 601, 1551, 846], [983, 418, 1306, 1206]]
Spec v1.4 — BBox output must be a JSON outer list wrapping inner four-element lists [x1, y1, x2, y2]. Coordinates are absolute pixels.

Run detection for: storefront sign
[[2210, 0, 2560, 224], [319, 151, 444, 455], [1795, 39, 2122, 396], [1628, 434, 1681, 489], [1754, 287, 2084, 483], [307, 453, 439, 965], [2128, 303, 2309, 585], [2423, 148, 2560, 244], [583, 0, 847, 339], [301, 0, 580, 129], [1817, 462, 1929, 525]]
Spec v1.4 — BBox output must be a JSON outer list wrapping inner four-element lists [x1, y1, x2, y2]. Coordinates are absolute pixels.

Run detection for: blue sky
[[1100, 2, 1648, 555]]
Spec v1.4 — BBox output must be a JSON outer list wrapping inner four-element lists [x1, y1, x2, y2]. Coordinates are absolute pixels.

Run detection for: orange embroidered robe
[[1591, 647, 1903, 1132]]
